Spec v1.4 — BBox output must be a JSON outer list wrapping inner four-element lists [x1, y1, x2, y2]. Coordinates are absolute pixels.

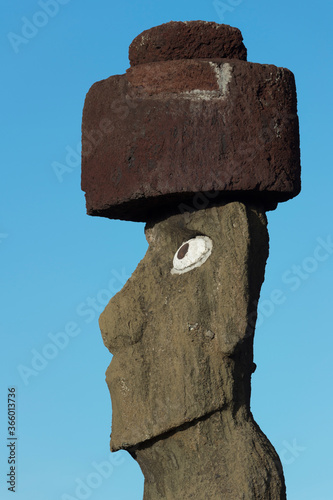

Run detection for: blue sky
[[1, 0, 332, 499]]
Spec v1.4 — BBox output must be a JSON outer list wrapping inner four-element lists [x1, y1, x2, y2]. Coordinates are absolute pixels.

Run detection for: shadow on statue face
[[99, 202, 268, 451]]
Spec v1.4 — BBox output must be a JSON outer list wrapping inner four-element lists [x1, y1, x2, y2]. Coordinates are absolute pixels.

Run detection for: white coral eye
[[171, 236, 213, 275]]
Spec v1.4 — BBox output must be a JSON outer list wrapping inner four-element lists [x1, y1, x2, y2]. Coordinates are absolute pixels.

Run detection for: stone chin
[[99, 202, 269, 452]]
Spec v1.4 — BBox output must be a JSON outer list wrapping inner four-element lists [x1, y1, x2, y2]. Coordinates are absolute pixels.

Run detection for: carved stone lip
[[114, 407, 225, 453]]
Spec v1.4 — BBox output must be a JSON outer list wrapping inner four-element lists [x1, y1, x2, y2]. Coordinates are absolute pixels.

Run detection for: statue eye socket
[[171, 236, 213, 275]]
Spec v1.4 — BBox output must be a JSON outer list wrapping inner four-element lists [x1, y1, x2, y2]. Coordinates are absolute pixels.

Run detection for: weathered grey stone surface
[[99, 202, 286, 498], [133, 411, 285, 499]]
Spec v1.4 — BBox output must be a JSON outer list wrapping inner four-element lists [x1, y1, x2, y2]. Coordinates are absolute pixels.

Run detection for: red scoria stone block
[[128, 21, 247, 67], [81, 22, 301, 222]]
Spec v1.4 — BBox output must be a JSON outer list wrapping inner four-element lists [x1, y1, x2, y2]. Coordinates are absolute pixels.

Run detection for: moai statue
[[81, 22, 300, 499]]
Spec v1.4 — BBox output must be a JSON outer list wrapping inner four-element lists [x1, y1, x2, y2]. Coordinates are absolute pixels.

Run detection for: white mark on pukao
[[177, 62, 232, 101], [211, 62, 232, 96]]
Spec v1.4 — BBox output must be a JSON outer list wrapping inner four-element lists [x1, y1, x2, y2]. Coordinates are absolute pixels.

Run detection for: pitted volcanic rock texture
[[128, 21, 247, 66]]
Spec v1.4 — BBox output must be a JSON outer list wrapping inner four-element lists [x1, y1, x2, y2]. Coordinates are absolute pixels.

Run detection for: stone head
[[99, 202, 268, 451]]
